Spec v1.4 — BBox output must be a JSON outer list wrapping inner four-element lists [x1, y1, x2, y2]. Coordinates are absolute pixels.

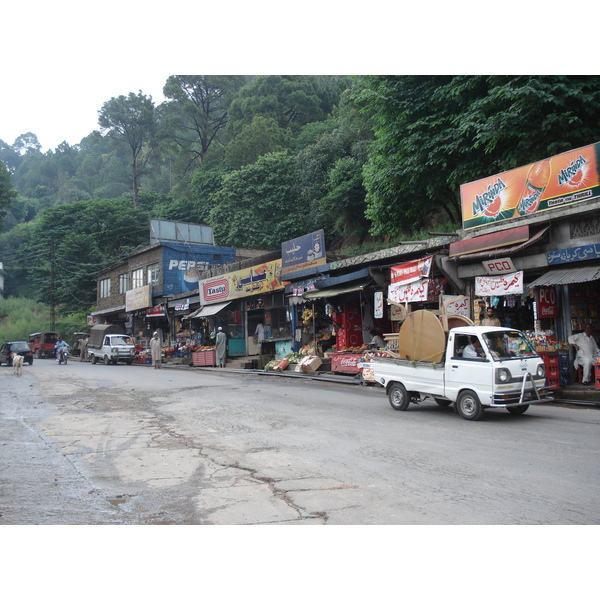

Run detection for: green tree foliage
[[29, 197, 150, 311], [0, 297, 88, 342], [225, 116, 291, 169], [294, 88, 373, 246], [224, 76, 348, 168], [356, 75, 600, 237], [0, 222, 39, 298], [98, 91, 157, 206], [0, 160, 18, 230], [208, 152, 307, 250], [155, 164, 229, 224], [161, 75, 247, 174]]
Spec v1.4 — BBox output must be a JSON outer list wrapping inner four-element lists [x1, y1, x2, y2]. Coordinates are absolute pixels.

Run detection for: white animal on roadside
[[13, 354, 24, 376]]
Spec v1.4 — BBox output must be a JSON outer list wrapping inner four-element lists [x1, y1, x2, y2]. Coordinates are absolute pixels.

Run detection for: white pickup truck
[[87, 324, 135, 365], [366, 326, 552, 421]]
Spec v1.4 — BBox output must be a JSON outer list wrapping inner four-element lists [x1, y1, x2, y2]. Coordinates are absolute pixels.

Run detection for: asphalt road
[[2, 358, 600, 525]]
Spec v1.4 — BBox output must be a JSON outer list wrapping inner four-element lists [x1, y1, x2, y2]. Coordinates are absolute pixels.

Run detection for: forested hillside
[[1, 75, 600, 319]]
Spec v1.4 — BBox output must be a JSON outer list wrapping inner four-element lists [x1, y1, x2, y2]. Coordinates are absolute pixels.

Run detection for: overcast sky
[[2, 3, 594, 152]]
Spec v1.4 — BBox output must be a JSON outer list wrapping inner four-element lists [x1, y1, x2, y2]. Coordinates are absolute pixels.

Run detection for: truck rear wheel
[[435, 399, 452, 407], [388, 382, 410, 411], [456, 390, 484, 421], [506, 404, 529, 415], [91, 355, 97, 364]]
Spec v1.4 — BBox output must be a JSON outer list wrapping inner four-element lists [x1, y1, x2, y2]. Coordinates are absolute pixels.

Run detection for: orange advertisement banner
[[460, 142, 600, 229]]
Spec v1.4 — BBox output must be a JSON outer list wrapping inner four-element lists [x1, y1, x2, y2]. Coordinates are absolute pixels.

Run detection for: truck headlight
[[537, 364, 545, 378], [496, 368, 511, 383], [112, 348, 118, 354]]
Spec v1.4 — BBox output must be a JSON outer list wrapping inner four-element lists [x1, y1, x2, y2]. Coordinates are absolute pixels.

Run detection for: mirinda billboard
[[460, 142, 600, 230]]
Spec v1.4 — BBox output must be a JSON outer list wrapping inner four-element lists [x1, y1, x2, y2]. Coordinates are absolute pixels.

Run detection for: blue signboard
[[160, 243, 236, 296], [547, 243, 600, 265], [281, 230, 326, 276]]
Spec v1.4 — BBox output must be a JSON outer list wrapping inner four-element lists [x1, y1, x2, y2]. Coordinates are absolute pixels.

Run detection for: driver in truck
[[463, 337, 485, 359]]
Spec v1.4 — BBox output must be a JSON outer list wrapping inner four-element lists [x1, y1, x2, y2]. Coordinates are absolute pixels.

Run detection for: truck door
[[444, 333, 494, 403]]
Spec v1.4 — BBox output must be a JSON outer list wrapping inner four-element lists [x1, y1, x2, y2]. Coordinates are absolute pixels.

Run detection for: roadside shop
[[455, 141, 600, 389], [197, 257, 288, 368]]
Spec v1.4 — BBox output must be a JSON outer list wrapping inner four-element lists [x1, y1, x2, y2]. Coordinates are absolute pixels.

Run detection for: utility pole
[[49, 240, 55, 331]]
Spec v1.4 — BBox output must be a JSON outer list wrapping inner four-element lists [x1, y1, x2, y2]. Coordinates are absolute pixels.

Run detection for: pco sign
[[482, 257, 516, 275], [537, 286, 559, 319]]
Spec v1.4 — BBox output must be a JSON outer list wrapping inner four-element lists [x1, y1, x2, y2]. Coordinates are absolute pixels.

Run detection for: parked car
[[0, 340, 34, 366]]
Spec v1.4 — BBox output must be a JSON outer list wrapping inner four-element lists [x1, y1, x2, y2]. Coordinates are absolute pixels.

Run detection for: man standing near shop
[[482, 306, 501, 326], [215, 327, 227, 368], [150, 331, 162, 369], [568, 323, 598, 385]]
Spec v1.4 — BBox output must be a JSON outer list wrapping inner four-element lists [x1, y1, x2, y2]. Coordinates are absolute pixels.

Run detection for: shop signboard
[[199, 259, 284, 304], [162, 244, 236, 295], [281, 230, 326, 276], [460, 142, 600, 230], [390, 255, 433, 285], [126, 285, 152, 312], [146, 305, 166, 317], [440, 295, 470, 317], [537, 286, 559, 319], [374, 291, 384, 319], [482, 257, 516, 275], [475, 271, 524, 296], [388, 279, 429, 303], [547, 243, 600, 265]]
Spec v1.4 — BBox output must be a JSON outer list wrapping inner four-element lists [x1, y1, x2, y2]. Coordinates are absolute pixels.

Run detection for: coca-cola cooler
[[331, 352, 363, 374], [333, 301, 364, 350]]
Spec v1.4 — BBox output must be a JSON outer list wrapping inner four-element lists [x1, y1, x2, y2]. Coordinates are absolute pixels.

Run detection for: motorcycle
[[57, 348, 68, 365]]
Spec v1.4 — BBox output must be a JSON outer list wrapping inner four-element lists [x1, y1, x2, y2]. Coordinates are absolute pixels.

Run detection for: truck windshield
[[483, 330, 537, 360], [112, 336, 133, 346]]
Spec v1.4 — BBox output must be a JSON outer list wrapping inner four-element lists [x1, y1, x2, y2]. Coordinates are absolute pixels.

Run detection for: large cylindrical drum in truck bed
[[397, 310, 446, 362]]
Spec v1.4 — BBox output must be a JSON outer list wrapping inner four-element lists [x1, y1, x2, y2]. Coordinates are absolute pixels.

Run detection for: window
[[131, 268, 144, 289], [119, 273, 129, 294], [147, 263, 159, 286], [100, 278, 111, 299]]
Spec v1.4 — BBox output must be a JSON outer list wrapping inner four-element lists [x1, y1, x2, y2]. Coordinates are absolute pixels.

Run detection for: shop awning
[[187, 301, 231, 318], [302, 280, 371, 300], [528, 266, 600, 287], [454, 226, 549, 260]]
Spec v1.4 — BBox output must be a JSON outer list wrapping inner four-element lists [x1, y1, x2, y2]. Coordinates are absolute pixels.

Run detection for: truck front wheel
[[91, 355, 97, 364], [456, 390, 484, 421], [506, 404, 529, 415], [104, 355, 110, 365], [388, 382, 410, 411]]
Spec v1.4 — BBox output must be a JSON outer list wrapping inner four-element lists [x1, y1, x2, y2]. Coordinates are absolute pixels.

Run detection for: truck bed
[[368, 356, 446, 397]]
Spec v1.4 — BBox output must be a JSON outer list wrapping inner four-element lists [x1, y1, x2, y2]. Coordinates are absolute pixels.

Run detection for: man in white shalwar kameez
[[568, 323, 598, 385]]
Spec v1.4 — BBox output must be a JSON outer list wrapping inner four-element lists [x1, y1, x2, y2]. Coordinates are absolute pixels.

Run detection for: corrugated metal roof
[[528, 265, 600, 287], [303, 280, 371, 300], [456, 226, 549, 260]]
